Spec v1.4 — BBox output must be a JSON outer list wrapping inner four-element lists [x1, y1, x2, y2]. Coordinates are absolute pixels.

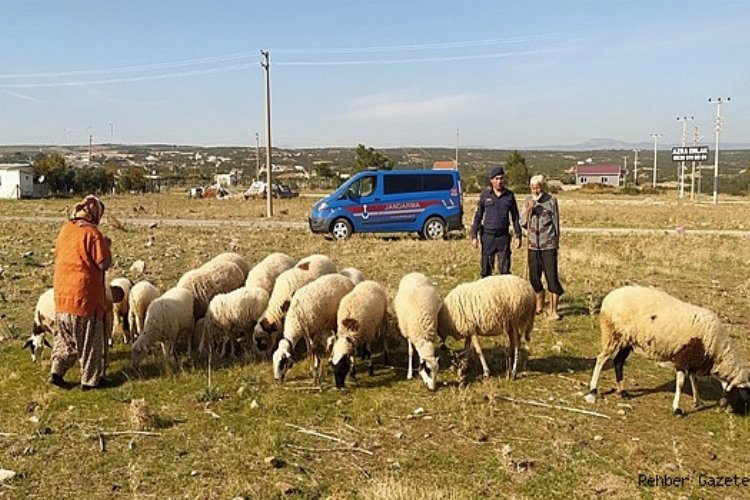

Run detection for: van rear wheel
[[331, 218, 353, 240], [422, 217, 446, 240]]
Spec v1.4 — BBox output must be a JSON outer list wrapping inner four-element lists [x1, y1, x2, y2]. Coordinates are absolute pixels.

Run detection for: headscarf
[[71, 194, 105, 225]]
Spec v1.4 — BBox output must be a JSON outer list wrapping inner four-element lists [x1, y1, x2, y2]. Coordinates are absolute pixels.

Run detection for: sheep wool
[[25, 288, 55, 362], [131, 287, 195, 370], [127, 281, 160, 343], [199, 285, 269, 356], [253, 254, 336, 352], [393, 273, 441, 390], [339, 267, 365, 285], [331, 280, 389, 389], [109, 277, 133, 342], [204, 252, 250, 279], [586, 285, 750, 416], [177, 260, 245, 319], [245, 252, 295, 293], [273, 274, 354, 383], [438, 275, 535, 380]]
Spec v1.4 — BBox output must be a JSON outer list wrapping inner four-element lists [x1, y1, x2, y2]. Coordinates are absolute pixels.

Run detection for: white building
[[0, 163, 35, 199]]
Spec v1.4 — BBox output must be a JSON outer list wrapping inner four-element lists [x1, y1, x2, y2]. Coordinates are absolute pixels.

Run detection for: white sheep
[[109, 277, 133, 342], [339, 267, 365, 285], [437, 275, 536, 381], [393, 273, 441, 390], [272, 274, 355, 383], [198, 285, 269, 357], [204, 252, 251, 278], [585, 285, 750, 416], [330, 281, 389, 389], [24, 288, 55, 362], [177, 260, 245, 319], [127, 280, 160, 343], [253, 254, 337, 353], [131, 287, 195, 370], [245, 252, 296, 293]]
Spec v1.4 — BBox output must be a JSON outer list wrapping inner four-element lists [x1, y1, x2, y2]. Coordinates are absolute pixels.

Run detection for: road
[[3, 215, 750, 237]]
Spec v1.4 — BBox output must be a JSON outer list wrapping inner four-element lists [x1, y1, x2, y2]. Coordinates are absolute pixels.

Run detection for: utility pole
[[109, 121, 114, 140], [255, 132, 260, 181], [708, 97, 730, 205], [676, 116, 693, 198], [261, 50, 273, 217], [650, 133, 662, 188], [622, 156, 628, 184], [455, 128, 460, 169], [88, 125, 93, 162], [632, 149, 640, 186]]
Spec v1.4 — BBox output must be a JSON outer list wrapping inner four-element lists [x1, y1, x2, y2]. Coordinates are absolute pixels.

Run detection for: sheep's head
[[131, 339, 148, 368], [272, 338, 294, 382], [330, 336, 354, 389], [253, 317, 278, 352], [23, 333, 51, 363], [419, 356, 439, 391]]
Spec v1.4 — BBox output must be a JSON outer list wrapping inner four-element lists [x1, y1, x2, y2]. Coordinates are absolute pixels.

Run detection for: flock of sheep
[[25, 251, 750, 417]]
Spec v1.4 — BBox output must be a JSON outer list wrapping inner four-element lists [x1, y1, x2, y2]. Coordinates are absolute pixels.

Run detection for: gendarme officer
[[470, 166, 522, 277]]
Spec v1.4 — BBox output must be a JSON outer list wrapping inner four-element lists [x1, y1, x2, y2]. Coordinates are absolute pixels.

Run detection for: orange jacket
[[53, 220, 111, 317]]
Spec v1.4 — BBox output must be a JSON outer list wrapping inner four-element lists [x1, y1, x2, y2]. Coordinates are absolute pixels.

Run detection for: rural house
[[575, 164, 623, 187], [0, 163, 35, 199]]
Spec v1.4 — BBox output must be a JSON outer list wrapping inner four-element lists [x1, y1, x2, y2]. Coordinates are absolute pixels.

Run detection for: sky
[[0, 0, 748, 148]]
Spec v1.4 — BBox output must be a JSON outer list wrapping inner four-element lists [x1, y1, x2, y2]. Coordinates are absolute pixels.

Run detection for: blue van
[[308, 169, 463, 240]]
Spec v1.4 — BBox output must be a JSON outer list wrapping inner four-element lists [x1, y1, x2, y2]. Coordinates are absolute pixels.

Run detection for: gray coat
[[521, 192, 560, 250]]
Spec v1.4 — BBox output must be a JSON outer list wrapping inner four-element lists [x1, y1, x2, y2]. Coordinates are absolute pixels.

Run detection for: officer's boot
[[535, 291, 545, 315]]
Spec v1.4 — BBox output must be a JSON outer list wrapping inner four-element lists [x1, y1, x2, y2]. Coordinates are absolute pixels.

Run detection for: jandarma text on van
[[638, 474, 750, 487]]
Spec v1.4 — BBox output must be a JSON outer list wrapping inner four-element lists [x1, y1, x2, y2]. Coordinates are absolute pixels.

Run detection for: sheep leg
[[688, 373, 703, 408], [613, 346, 632, 398], [311, 354, 321, 385], [382, 330, 390, 366], [586, 348, 616, 402], [673, 370, 686, 416], [407, 340, 414, 380], [470, 335, 491, 379], [508, 330, 518, 380], [367, 343, 375, 376]]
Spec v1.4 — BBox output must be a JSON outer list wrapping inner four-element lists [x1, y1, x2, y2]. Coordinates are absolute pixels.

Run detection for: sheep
[[24, 288, 55, 362], [585, 285, 750, 416], [177, 260, 245, 319], [253, 254, 337, 353], [272, 274, 354, 383], [245, 252, 295, 293], [437, 275, 536, 380], [131, 287, 195, 370], [198, 285, 269, 357], [127, 280, 160, 342], [204, 252, 250, 279], [110, 277, 133, 342], [393, 273, 441, 391], [339, 267, 365, 285], [330, 281, 389, 389]]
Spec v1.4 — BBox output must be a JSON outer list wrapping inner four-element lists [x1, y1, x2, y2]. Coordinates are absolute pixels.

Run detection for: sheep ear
[[22, 339, 33, 351], [281, 300, 291, 313], [326, 334, 336, 353], [43, 338, 52, 348], [110, 285, 125, 303]]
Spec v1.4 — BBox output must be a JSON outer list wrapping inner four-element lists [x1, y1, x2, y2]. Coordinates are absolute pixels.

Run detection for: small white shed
[[0, 163, 35, 199]]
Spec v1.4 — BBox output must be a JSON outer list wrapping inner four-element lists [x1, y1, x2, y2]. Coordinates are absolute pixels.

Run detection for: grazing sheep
[[198, 285, 269, 356], [177, 260, 245, 319], [437, 275, 536, 380], [330, 281, 389, 389], [253, 254, 337, 352], [393, 273, 441, 390], [24, 288, 55, 362], [127, 281, 160, 342], [273, 274, 355, 383], [110, 277, 133, 342], [131, 287, 195, 370], [204, 252, 250, 278], [339, 267, 365, 285], [586, 285, 750, 416], [245, 252, 295, 293]]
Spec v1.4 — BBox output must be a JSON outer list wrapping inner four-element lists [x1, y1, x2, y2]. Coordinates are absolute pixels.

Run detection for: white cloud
[[342, 92, 477, 122], [0, 89, 45, 104]]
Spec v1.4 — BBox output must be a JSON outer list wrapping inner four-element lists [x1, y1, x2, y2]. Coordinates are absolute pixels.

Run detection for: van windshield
[[341, 175, 377, 199]]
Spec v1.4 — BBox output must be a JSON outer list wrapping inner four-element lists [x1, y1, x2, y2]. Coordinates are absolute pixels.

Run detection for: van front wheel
[[422, 217, 446, 240], [331, 218, 353, 240]]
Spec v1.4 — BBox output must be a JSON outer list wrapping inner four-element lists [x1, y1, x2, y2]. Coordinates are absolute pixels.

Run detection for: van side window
[[384, 174, 453, 195], [348, 175, 377, 198]]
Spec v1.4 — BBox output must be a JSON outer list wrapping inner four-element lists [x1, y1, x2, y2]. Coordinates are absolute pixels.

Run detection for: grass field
[[1, 192, 749, 499]]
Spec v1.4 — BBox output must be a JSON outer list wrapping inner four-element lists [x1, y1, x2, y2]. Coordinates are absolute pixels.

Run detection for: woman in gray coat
[[521, 175, 564, 320]]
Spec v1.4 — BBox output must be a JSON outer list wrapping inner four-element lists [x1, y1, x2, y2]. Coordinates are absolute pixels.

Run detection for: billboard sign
[[672, 146, 709, 162]]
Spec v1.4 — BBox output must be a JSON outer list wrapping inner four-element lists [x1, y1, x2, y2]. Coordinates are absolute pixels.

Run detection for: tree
[[33, 153, 75, 194], [505, 150, 530, 189], [118, 166, 147, 193], [353, 144, 393, 171], [74, 166, 114, 194]]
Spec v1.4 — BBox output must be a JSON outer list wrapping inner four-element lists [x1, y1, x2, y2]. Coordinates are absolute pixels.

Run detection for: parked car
[[244, 181, 299, 199], [275, 184, 299, 199], [308, 169, 463, 240]]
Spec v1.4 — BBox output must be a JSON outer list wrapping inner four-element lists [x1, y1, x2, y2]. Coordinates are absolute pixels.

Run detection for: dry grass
[[0, 193, 749, 498]]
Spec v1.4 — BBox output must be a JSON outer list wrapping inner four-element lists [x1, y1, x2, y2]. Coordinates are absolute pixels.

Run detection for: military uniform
[[471, 187, 522, 277]]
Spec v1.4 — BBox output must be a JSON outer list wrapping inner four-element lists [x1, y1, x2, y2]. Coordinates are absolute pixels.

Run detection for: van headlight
[[317, 202, 328, 211]]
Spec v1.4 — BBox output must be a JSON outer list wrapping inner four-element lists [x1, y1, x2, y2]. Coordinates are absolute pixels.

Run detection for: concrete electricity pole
[[455, 128, 460, 169], [650, 133, 662, 187], [676, 116, 693, 198], [261, 50, 273, 217], [632, 149, 640, 186], [88, 125, 93, 162], [708, 97, 730, 205], [622, 156, 628, 184]]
